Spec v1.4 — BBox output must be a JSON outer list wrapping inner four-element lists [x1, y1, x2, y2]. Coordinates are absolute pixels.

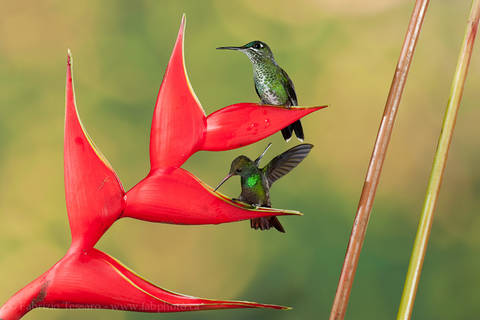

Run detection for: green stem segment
[[329, 1, 430, 319], [397, 2, 480, 319]]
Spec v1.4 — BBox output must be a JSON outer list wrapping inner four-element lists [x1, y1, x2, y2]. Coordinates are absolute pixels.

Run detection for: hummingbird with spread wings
[[214, 143, 313, 232], [217, 40, 304, 142]]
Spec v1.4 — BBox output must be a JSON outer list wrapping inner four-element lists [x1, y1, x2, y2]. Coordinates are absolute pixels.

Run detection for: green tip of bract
[[67, 48, 72, 65]]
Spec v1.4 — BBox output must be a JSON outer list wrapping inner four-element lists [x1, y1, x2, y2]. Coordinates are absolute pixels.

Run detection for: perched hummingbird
[[214, 143, 313, 232], [217, 40, 304, 142]]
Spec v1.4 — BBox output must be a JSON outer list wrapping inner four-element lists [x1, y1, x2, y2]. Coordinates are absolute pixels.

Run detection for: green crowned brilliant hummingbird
[[217, 40, 304, 142], [214, 143, 313, 232]]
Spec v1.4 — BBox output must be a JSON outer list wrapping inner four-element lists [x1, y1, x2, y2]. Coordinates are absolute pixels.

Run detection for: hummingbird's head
[[229, 155, 255, 177], [213, 155, 255, 192], [217, 40, 274, 63]]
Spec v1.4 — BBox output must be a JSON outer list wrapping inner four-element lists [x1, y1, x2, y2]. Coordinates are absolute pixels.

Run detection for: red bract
[[0, 16, 326, 319], [63, 59, 126, 250], [124, 168, 301, 224], [0, 248, 287, 320]]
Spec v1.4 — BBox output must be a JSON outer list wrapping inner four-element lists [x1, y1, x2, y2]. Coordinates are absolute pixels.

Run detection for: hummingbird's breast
[[253, 64, 288, 106], [240, 173, 271, 207]]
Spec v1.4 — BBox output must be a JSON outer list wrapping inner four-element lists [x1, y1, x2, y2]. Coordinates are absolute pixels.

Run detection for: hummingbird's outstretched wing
[[263, 143, 313, 186]]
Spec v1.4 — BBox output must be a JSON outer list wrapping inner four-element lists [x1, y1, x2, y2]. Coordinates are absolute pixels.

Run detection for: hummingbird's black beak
[[214, 173, 234, 192], [216, 46, 244, 51]]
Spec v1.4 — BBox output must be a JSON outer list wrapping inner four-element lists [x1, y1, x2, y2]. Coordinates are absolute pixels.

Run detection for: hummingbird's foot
[[231, 198, 254, 208], [240, 202, 258, 209], [230, 198, 260, 209]]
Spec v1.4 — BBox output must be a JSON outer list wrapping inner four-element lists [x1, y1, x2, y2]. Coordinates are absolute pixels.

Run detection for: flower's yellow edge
[[67, 50, 116, 174], [105, 258, 172, 305], [260, 104, 329, 110], [107, 252, 199, 299], [185, 170, 303, 216], [105, 252, 283, 308], [180, 15, 206, 117]]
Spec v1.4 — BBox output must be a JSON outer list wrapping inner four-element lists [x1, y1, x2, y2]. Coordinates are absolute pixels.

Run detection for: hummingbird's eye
[[253, 42, 263, 49], [235, 168, 242, 173]]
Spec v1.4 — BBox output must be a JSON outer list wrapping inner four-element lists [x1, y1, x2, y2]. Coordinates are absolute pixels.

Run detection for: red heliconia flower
[[123, 16, 326, 223], [0, 16, 326, 320]]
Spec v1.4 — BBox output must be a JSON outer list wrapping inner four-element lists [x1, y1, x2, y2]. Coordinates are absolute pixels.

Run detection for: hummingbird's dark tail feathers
[[250, 217, 286, 233], [281, 120, 304, 142], [281, 126, 293, 142], [291, 120, 304, 142], [270, 216, 286, 233]]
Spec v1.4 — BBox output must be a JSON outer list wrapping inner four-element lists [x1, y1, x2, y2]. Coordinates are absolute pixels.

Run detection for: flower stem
[[329, 1, 430, 319], [396, 2, 480, 319]]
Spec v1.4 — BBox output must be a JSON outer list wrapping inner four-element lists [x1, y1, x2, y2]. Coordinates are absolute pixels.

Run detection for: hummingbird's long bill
[[216, 46, 244, 51], [214, 173, 234, 192]]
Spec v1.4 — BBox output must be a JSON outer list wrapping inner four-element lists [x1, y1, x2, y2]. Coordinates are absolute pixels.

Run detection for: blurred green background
[[1, 0, 479, 319]]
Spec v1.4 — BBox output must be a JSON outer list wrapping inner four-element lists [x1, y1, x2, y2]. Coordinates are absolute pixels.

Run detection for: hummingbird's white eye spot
[[253, 42, 263, 50]]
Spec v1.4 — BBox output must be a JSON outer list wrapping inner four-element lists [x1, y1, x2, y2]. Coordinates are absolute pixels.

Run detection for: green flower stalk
[[397, 1, 480, 319], [329, 1, 430, 318]]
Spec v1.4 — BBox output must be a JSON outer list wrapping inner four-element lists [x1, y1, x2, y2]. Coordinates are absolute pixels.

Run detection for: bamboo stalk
[[329, 1, 430, 319], [397, 2, 480, 319]]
